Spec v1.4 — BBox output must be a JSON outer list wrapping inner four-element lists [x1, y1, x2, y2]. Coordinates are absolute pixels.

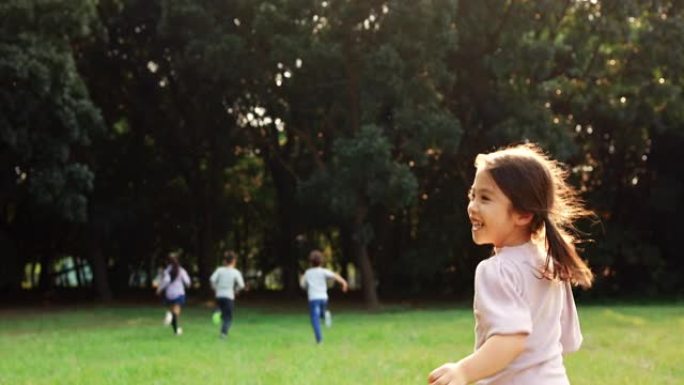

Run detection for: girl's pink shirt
[[473, 242, 582, 385]]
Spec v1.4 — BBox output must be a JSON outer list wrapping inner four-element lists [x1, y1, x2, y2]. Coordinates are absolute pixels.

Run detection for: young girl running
[[429, 143, 593, 385], [157, 253, 191, 336]]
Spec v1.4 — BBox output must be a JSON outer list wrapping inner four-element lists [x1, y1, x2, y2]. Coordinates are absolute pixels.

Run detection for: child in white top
[[300, 250, 348, 343], [429, 143, 593, 385], [210, 250, 245, 338], [156, 253, 191, 336]]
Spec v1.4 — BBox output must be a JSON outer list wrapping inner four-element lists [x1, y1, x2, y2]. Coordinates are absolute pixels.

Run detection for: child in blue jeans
[[300, 250, 348, 344]]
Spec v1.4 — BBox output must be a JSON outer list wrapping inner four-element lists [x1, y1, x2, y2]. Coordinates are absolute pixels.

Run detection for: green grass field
[[0, 303, 681, 385]]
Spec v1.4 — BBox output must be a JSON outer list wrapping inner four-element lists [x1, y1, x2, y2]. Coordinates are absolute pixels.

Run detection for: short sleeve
[[181, 268, 191, 286], [323, 268, 336, 279], [474, 259, 532, 341], [236, 271, 245, 290], [159, 272, 171, 289], [560, 282, 583, 353]]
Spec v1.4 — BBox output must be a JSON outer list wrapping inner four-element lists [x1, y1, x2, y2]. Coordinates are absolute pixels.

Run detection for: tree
[[0, 0, 104, 293], [302, 126, 418, 307]]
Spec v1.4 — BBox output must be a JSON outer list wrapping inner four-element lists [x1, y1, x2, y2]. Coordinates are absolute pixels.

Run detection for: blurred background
[[2, 0, 683, 307]]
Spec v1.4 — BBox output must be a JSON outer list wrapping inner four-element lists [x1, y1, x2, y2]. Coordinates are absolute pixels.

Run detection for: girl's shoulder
[[478, 243, 547, 290], [476, 251, 529, 289], [476, 255, 516, 277], [494, 242, 544, 268]]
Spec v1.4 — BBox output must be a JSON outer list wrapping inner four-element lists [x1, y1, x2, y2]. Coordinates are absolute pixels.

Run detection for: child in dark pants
[[210, 251, 245, 338]]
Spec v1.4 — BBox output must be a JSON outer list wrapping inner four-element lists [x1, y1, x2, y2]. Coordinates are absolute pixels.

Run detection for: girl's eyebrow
[[471, 187, 495, 195]]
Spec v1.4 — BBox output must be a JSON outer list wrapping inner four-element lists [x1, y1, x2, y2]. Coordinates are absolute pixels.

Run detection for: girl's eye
[[481, 195, 490, 202]]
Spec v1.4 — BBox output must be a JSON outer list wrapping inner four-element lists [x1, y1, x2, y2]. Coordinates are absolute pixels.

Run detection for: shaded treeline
[[2, 0, 684, 306]]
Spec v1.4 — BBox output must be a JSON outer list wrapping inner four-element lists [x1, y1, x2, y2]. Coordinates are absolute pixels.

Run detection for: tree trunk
[[197, 188, 215, 296], [351, 197, 380, 309], [242, 202, 249, 270], [0, 230, 22, 292], [38, 253, 53, 292], [147, 253, 155, 289], [74, 256, 84, 288], [266, 157, 300, 294], [276, 206, 298, 293], [371, 207, 394, 295], [234, 223, 242, 258], [31, 262, 39, 288], [88, 234, 112, 301], [339, 227, 353, 284], [195, 154, 220, 296]]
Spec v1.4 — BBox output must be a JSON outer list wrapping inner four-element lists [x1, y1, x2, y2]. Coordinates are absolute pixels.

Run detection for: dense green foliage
[[1, 0, 684, 301], [0, 0, 104, 290]]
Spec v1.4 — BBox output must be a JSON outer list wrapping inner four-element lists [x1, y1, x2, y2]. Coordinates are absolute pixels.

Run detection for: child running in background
[[210, 250, 245, 339], [300, 249, 348, 344], [156, 252, 191, 336], [429, 143, 594, 385]]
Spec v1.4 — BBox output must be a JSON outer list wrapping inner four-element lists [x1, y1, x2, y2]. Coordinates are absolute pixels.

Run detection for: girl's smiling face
[[467, 169, 532, 248]]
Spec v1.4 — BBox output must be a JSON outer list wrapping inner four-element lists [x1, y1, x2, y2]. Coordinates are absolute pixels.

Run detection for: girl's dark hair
[[309, 250, 323, 267], [168, 253, 180, 281], [475, 143, 594, 288]]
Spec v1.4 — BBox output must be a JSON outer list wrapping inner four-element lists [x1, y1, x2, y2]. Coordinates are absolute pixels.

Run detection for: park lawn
[[0, 303, 681, 385]]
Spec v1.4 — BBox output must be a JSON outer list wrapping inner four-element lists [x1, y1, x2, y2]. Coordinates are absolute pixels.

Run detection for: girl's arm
[[181, 269, 191, 287], [428, 334, 527, 385], [156, 272, 170, 295]]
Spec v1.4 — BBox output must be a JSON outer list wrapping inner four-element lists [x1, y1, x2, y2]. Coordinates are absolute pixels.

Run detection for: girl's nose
[[467, 200, 477, 215]]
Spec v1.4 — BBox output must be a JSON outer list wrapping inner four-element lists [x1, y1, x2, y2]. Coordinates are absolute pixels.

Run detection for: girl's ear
[[514, 211, 534, 227]]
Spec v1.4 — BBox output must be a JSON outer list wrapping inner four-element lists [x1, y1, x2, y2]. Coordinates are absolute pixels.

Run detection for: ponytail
[[168, 254, 180, 281], [542, 216, 593, 288], [170, 264, 179, 281]]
